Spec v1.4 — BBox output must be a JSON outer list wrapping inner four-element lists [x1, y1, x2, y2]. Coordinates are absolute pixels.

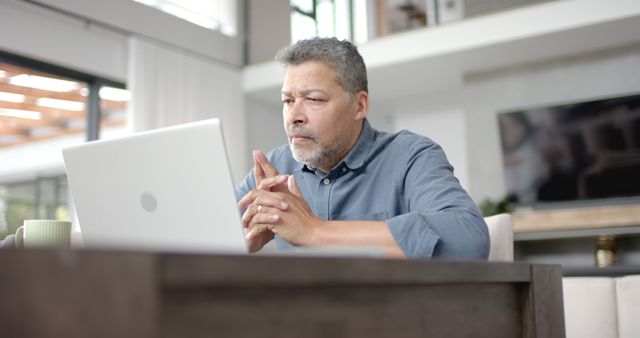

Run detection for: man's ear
[[354, 91, 369, 120]]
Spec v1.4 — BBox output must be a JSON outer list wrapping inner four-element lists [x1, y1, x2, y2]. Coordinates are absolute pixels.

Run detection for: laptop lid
[[62, 118, 248, 254]]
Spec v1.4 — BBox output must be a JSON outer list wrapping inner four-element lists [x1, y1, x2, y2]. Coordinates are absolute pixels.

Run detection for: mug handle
[[15, 226, 24, 248]]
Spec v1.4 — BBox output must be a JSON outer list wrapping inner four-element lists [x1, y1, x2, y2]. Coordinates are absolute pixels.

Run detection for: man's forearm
[[307, 220, 406, 258]]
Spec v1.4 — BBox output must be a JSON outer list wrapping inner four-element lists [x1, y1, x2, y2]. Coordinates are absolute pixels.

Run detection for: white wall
[[381, 43, 640, 203], [0, 0, 128, 81], [29, 0, 244, 67], [393, 90, 469, 189], [245, 99, 286, 166], [465, 44, 640, 202]]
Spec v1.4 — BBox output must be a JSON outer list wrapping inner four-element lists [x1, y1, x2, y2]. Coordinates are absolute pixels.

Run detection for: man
[[237, 37, 489, 259]]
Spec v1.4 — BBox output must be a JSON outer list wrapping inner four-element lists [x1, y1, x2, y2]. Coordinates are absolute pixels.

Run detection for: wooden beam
[[0, 82, 87, 102], [101, 100, 127, 111], [0, 101, 86, 120], [0, 123, 28, 136], [0, 119, 125, 148], [0, 115, 64, 129]]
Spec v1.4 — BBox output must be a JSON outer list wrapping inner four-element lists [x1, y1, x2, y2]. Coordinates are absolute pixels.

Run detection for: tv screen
[[498, 93, 640, 206]]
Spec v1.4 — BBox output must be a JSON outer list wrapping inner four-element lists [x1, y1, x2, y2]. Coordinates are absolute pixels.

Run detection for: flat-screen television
[[498, 93, 640, 207]]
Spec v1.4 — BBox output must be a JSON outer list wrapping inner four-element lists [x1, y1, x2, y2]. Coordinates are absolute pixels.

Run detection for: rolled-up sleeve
[[385, 139, 490, 260]]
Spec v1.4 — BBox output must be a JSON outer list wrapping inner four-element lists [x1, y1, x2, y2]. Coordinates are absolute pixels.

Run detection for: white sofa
[[563, 275, 640, 338]]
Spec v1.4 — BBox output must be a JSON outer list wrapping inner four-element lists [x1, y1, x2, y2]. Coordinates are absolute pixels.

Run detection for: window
[[0, 63, 89, 147], [293, 0, 559, 43], [0, 176, 69, 239], [133, 0, 237, 36], [290, 0, 369, 44], [0, 52, 128, 238], [99, 86, 131, 140]]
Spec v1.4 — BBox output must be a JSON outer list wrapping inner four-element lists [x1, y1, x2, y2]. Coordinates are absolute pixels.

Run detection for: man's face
[[281, 61, 366, 172]]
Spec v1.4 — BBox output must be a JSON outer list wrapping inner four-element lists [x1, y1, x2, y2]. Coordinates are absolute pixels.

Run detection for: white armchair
[[484, 213, 514, 262]]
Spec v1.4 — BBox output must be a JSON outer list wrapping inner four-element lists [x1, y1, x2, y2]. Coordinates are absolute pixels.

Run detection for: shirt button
[[323, 178, 330, 185], [341, 167, 348, 173]]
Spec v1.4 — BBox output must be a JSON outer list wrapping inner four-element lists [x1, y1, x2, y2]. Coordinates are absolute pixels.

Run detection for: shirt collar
[[340, 118, 375, 171]]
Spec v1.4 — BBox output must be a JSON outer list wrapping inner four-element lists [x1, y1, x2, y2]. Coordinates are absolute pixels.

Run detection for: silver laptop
[[62, 118, 248, 254]]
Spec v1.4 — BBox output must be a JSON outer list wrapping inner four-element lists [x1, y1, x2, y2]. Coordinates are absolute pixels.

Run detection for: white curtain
[[127, 36, 247, 180]]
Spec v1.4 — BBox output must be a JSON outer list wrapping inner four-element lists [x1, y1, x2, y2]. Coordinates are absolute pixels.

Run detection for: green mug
[[15, 220, 72, 249]]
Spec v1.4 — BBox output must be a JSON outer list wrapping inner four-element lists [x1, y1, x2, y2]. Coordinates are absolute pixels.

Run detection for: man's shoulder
[[365, 127, 450, 169], [378, 128, 441, 154]]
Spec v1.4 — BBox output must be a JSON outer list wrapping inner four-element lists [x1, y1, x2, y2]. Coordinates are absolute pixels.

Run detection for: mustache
[[287, 126, 317, 140]]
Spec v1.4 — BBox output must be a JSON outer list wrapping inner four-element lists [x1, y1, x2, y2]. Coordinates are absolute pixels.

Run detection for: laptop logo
[[140, 191, 158, 212]]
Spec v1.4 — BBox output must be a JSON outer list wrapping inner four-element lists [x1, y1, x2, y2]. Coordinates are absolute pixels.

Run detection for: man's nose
[[285, 101, 306, 125]]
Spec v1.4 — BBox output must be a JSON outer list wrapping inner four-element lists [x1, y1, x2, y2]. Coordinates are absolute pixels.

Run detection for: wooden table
[[0, 249, 565, 338]]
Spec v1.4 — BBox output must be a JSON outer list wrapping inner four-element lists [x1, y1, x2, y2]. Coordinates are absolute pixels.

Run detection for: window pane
[[0, 175, 70, 239], [0, 182, 35, 238], [99, 86, 130, 140], [291, 11, 317, 43], [316, 0, 335, 38], [353, 0, 369, 44], [220, 0, 237, 36], [292, 0, 314, 14], [0, 63, 88, 150], [132, 0, 237, 36], [0, 63, 87, 239], [290, 0, 370, 44], [334, 0, 351, 41]]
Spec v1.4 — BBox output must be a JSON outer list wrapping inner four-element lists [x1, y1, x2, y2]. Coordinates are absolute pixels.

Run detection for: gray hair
[[275, 37, 368, 97]]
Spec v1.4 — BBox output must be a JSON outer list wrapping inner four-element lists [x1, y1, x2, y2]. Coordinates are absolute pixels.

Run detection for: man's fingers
[[237, 191, 257, 213], [254, 195, 289, 211], [257, 175, 289, 190], [242, 202, 286, 225], [245, 224, 269, 240], [254, 150, 287, 193], [255, 150, 279, 177], [238, 189, 289, 219], [249, 212, 280, 226], [253, 150, 266, 183], [245, 215, 280, 240], [287, 175, 303, 197], [241, 204, 254, 226], [245, 225, 275, 253]]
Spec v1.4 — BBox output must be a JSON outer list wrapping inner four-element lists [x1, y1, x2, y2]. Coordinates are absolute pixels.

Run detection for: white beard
[[289, 127, 352, 172]]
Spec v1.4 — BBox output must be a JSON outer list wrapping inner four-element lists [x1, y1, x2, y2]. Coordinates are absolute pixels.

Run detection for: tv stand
[[513, 203, 640, 276]]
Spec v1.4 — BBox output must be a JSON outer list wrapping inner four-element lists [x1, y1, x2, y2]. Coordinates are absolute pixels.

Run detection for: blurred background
[[1, 0, 639, 263]]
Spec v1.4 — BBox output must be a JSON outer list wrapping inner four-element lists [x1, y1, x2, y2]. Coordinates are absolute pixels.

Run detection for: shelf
[[514, 203, 640, 275], [515, 226, 640, 241], [563, 265, 640, 277], [514, 204, 640, 234]]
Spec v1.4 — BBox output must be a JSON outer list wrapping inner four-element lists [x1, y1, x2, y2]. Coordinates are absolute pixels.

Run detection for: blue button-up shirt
[[236, 119, 489, 259]]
